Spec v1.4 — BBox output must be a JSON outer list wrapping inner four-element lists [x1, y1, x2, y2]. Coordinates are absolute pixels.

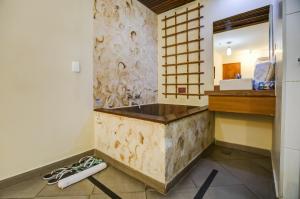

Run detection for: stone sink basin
[[220, 79, 253, 90]]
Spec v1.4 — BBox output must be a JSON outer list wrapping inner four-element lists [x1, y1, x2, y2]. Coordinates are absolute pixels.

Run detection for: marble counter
[[95, 104, 208, 124]]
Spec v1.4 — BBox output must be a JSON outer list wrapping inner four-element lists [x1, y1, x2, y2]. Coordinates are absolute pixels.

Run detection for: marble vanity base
[[94, 105, 214, 193]]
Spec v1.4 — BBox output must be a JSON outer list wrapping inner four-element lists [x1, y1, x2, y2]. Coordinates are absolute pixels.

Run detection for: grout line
[[216, 158, 273, 199], [34, 181, 48, 198], [144, 189, 148, 199], [215, 159, 243, 182], [284, 146, 300, 151], [241, 184, 261, 199], [286, 10, 300, 15], [249, 158, 273, 174], [285, 80, 300, 83]]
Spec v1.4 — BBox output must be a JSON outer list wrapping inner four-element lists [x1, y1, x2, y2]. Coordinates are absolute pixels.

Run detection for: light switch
[[72, 61, 80, 73]]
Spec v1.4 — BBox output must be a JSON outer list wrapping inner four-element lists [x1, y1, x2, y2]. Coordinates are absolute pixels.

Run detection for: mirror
[[212, 5, 275, 90]]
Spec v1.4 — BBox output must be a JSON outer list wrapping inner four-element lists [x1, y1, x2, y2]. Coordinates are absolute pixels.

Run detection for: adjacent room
[[0, 0, 299, 199]]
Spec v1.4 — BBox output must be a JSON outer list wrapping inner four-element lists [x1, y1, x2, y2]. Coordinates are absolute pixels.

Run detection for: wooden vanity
[[205, 90, 276, 116]]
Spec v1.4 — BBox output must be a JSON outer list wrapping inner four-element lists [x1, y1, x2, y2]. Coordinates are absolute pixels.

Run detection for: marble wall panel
[[165, 111, 214, 182], [93, 0, 158, 108], [95, 112, 166, 183]]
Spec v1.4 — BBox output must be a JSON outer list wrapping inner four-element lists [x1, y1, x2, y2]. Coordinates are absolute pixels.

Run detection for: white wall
[[214, 49, 269, 84], [271, 0, 284, 197], [200, 0, 273, 151], [157, 0, 272, 106], [202, 0, 272, 88], [215, 113, 273, 150], [0, 0, 94, 180], [0, 0, 277, 183], [202, 0, 272, 91], [281, 0, 300, 198], [213, 50, 223, 85], [213, 22, 270, 84], [158, 0, 273, 150]]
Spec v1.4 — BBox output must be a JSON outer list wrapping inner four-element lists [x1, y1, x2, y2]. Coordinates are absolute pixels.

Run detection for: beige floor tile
[[219, 159, 275, 199], [146, 172, 196, 194], [89, 193, 111, 199], [37, 179, 93, 197], [0, 177, 46, 198], [146, 188, 198, 199], [92, 166, 145, 194], [203, 185, 258, 199], [90, 192, 146, 199], [35, 196, 89, 199], [191, 158, 241, 187], [0, 146, 275, 199]]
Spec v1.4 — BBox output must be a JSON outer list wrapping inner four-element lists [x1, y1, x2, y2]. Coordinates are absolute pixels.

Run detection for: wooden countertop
[[204, 90, 275, 97], [204, 90, 276, 116]]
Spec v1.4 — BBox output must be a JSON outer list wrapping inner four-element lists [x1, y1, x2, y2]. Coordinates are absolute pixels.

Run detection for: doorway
[[222, 62, 241, 80]]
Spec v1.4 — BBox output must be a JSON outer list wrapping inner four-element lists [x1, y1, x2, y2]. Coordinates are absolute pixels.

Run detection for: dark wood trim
[[0, 150, 94, 189], [162, 61, 204, 67], [197, 2, 202, 99], [161, 4, 204, 99], [175, 12, 178, 98], [213, 5, 270, 34], [162, 38, 203, 49], [215, 140, 271, 157], [164, 15, 168, 98], [186, 8, 190, 98], [162, 26, 204, 38], [162, 49, 204, 58], [162, 5, 204, 21], [162, 72, 204, 76], [137, 0, 197, 14], [163, 83, 204, 86], [162, 16, 203, 30], [162, 93, 205, 97]]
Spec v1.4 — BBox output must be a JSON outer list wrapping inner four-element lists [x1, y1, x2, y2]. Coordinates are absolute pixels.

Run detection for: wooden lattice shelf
[[162, 3, 204, 99]]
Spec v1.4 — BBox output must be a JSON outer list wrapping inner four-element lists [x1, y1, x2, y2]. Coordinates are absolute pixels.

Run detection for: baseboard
[[271, 152, 280, 198], [94, 149, 166, 194], [0, 149, 94, 189], [0, 144, 212, 194], [215, 140, 271, 157]]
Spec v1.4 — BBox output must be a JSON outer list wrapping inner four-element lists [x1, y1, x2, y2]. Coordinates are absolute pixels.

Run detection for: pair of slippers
[[42, 156, 102, 185]]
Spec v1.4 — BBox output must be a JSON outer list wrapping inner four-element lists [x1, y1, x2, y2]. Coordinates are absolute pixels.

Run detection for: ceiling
[[137, 0, 195, 14], [213, 5, 270, 34], [214, 22, 269, 56]]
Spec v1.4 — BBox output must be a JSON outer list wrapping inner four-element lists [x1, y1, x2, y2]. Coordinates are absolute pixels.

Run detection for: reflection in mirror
[[213, 6, 275, 91], [214, 22, 269, 84]]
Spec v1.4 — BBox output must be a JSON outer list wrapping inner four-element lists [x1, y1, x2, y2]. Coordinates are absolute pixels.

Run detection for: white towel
[[253, 61, 274, 82]]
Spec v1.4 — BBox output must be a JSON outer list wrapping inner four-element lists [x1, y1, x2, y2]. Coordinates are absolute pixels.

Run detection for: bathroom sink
[[220, 79, 253, 90]]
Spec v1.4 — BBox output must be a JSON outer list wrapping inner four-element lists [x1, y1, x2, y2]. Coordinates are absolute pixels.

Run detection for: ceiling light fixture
[[226, 41, 232, 56]]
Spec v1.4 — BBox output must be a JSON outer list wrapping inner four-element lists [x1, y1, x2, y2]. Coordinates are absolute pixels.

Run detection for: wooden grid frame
[[162, 4, 205, 99]]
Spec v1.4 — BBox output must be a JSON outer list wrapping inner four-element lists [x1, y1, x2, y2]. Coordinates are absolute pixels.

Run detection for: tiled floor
[[0, 145, 276, 199]]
